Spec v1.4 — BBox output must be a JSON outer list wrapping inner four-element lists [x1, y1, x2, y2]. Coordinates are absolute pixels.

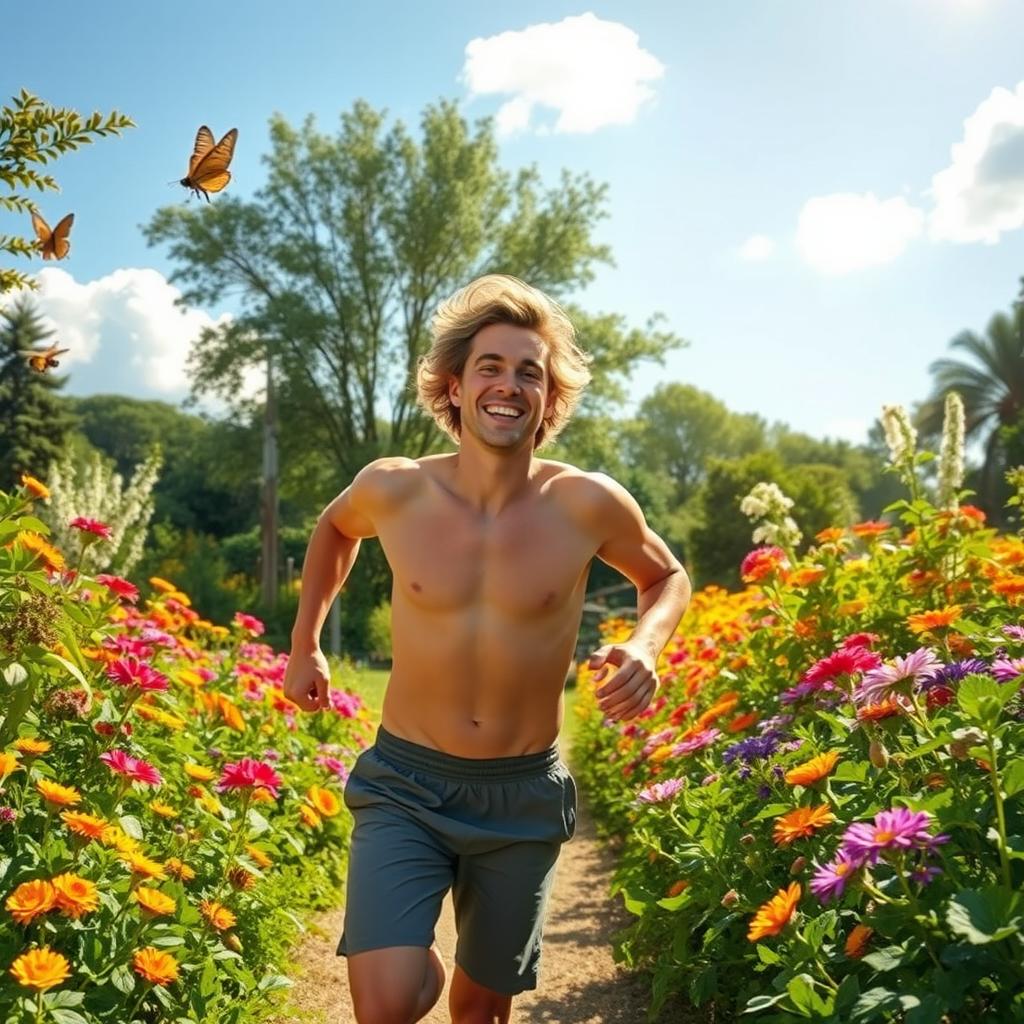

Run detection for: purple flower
[[723, 731, 785, 765], [1001, 625, 1024, 641], [756, 784, 771, 800], [0, 806, 17, 825], [921, 658, 990, 690], [810, 855, 860, 903], [636, 777, 685, 804], [671, 728, 720, 756], [854, 648, 943, 706], [991, 657, 1024, 683], [840, 808, 947, 866], [701, 773, 720, 786], [910, 863, 943, 886]]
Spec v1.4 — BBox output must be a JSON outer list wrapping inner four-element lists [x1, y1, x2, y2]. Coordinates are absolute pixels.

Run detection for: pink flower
[[853, 648, 943, 706], [100, 749, 163, 786], [69, 517, 113, 541], [671, 728, 720, 756], [95, 574, 140, 603], [992, 657, 1024, 683], [840, 809, 948, 866], [107, 656, 169, 692], [233, 612, 265, 637], [329, 690, 362, 718], [636, 777, 686, 804], [216, 758, 282, 798], [809, 854, 860, 903], [802, 646, 881, 685]]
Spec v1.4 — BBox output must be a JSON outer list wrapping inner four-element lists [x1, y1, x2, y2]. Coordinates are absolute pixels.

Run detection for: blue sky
[[5, 0, 1024, 451]]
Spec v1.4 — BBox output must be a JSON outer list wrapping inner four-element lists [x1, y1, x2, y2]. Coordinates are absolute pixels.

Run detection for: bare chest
[[377, 495, 596, 618]]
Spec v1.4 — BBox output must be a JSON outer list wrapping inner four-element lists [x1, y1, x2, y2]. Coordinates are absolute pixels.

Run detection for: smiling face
[[448, 322, 555, 451]]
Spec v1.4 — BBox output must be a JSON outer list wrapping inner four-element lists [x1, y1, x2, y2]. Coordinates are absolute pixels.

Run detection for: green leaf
[[1003, 758, 1024, 798], [257, 973, 293, 993], [689, 964, 717, 1007], [802, 909, 836, 952], [850, 986, 902, 1021], [788, 973, 830, 1016], [44, 991, 85, 1009], [957, 675, 1015, 725], [110, 963, 135, 994], [118, 814, 144, 840], [49, 1010, 88, 1024], [834, 974, 860, 1014], [743, 993, 786, 1014], [946, 889, 1023, 944], [903, 734, 953, 761], [199, 957, 217, 998], [1, 662, 28, 685], [905, 994, 948, 1024], [756, 943, 781, 965]]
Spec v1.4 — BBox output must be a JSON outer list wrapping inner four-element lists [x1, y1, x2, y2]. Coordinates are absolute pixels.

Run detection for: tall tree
[[144, 99, 683, 483], [916, 306, 1024, 516], [0, 299, 75, 486]]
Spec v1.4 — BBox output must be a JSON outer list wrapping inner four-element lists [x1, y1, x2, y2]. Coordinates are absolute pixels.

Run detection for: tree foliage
[[144, 99, 683, 483], [0, 89, 133, 294]]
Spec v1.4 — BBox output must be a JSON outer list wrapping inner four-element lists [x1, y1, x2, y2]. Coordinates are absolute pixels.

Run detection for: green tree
[[1, 89, 133, 294], [0, 298, 75, 486], [916, 306, 1024, 518], [143, 99, 683, 484]]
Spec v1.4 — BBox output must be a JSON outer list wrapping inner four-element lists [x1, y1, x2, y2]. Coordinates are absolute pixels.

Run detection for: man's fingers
[[315, 675, 329, 711]]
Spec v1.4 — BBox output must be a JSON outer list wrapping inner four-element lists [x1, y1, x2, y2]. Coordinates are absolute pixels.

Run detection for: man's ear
[[448, 375, 462, 408]]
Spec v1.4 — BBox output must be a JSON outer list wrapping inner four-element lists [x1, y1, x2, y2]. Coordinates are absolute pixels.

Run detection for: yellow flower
[[148, 576, 177, 593], [35, 779, 81, 807], [199, 899, 237, 931], [298, 804, 321, 828], [120, 852, 167, 880], [176, 669, 205, 689], [20, 474, 50, 500], [149, 801, 178, 819], [907, 605, 963, 635], [165, 857, 196, 882], [0, 751, 22, 778], [134, 887, 176, 916], [747, 882, 801, 942], [306, 785, 342, 818], [772, 806, 836, 846], [60, 811, 109, 840], [132, 946, 179, 985], [5, 879, 57, 924], [165, 589, 191, 606], [15, 737, 51, 756], [785, 752, 840, 787], [245, 844, 273, 869], [100, 824, 141, 854], [51, 874, 99, 919], [9, 946, 71, 991], [184, 763, 215, 782], [15, 532, 64, 573]]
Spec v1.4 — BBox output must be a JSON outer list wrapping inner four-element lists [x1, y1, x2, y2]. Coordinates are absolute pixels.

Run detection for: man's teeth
[[485, 406, 522, 418]]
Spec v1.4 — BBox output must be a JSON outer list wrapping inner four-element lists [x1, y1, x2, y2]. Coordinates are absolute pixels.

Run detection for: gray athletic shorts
[[337, 724, 577, 995]]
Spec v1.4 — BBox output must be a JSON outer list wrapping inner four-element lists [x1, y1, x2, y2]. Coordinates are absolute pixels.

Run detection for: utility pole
[[260, 341, 279, 610]]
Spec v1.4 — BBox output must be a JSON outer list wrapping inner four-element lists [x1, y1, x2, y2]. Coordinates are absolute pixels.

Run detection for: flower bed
[[0, 481, 371, 1024], [573, 455, 1024, 1020]]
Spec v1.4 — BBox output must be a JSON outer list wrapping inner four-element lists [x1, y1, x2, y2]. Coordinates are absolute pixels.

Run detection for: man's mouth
[[483, 404, 524, 424]]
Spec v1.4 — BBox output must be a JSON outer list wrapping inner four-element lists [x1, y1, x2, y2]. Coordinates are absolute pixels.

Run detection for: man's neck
[[450, 442, 540, 517]]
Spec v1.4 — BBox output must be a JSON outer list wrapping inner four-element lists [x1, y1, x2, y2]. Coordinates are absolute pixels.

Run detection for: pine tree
[[0, 297, 75, 487]]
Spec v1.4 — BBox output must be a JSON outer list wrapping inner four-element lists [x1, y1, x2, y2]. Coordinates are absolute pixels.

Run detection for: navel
[[541, 590, 556, 606]]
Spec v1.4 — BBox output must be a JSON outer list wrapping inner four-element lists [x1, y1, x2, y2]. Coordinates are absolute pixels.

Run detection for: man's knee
[[449, 964, 513, 1024], [348, 946, 442, 1024]]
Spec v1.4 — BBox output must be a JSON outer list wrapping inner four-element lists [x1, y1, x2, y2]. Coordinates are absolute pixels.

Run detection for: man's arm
[[583, 472, 692, 721]]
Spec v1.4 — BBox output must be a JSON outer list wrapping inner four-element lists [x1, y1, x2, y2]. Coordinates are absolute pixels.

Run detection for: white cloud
[[928, 81, 1024, 244], [25, 267, 235, 400], [796, 192, 924, 275], [739, 234, 775, 262], [461, 13, 665, 136]]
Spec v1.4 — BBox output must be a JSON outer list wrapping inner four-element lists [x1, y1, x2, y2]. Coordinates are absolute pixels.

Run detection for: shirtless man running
[[283, 275, 691, 1024]]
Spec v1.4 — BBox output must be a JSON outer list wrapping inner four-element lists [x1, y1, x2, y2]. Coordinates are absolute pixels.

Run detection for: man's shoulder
[[354, 456, 433, 505], [538, 460, 629, 520]]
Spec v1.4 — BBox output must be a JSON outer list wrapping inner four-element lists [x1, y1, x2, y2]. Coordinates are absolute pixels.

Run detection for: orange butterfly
[[22, 344, 70, 373], [31, 211, 74, 260], [179, 126, 238, 201]]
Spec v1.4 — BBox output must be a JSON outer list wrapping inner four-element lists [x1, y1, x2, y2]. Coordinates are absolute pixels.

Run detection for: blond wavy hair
[[415, 275, 592, 450]]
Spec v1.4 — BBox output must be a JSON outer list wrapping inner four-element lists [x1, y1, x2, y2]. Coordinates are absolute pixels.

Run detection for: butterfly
[[22, 344, 70, 373], [179, 126, 238, 201], [30, 211, 74, 260]]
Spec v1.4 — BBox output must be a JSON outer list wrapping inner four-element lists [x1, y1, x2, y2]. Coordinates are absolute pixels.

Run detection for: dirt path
[[267, 793, 698, 1024]]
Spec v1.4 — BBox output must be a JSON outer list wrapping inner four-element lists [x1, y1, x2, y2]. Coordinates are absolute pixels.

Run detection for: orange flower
[[5, 879, 57, 924], [993, 576, 1024, 598], [306, 785, 341, 818], [199, 899, 237, 931], [134, 887, 176, 916], [725, 711, 760, 733], [60, 811, 108, 840], [15, 737, 51, 755], [35, 779, 81, 807], [856, 700, 903, 723], [747, 882, 801, 941], [148, 801, 178, 819], [132, 946, 179, 985], [217, 695, 245, 732], [228, 866, 256, 890], [907, 605, 962, 634], [165, 857, 196, 882], [0, 751, 21, 777], [9, 946, 71, 991], [52, 874, 99, 919], [814, 527, 845, 544], [245, 845, 273, 869], [665, 879, 690, 898], [15, 532, 65, 572], [20, 474, 50, 500], [298, 804, 322, 828], [787, 567, 826, 588], [176, 669, 205, 689], [772, 806, 836, 846], [836, 600, 867, 616], [121, 852, 166, 880], [851, 520, 892, 538], [100, 824, 141, 854], [844, 923, 873, 959], [148, 576, 177, 593], [785, 752, 839, 787]]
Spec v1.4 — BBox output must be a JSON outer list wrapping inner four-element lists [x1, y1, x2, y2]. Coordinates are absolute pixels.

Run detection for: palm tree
[[916, 306, 1024, 516]]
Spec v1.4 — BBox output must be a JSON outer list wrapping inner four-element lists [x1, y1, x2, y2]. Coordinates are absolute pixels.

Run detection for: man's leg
[[448, 962, 513, 1024], [348, 942, 446, 1024]]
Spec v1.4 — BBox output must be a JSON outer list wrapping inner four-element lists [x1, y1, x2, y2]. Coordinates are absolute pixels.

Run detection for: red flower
[[100, 749, 163, 786], [803, 646, 881, 684], [95, 574, 139, 603], [69, 517, 113, 541], [233, 612, 265, 637], [107, 656, 169, 692], [216, 758, 282, 798]]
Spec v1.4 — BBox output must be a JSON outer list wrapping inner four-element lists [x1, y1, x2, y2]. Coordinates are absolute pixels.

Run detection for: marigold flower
[[165, 857, 197, 882], [217, 695, 246, 732], [100, 824, 141, 854], [9, 946, 71, 990], [51, 874, 99, 918], [15, 737, 51, 755], [725, 711, 759, 733], [747, 882, 801, 941], [184, 763, 216, 781], [784, 751, 839, 787], [0, 751, 22, 777], [149, 800, 178, 819], [149, 576, 177, 593], [845, 923, 874, 958], [851, 520, 892, 538], [35, 779, 81, 807], [772, 805, 836, 846], [132, 946, 179, 985], [15, 532, 65, 572], [199, 899, 237, 931], [5, 879, 57, 924], [20, 474, 50, 500], [228, 866, 256, 890], [298, 804, 322, 828], [306, 785, 342, 818], [907, 605, 962, 635], [120, 852, 166, 880], [856, 700, 903, 723], [245, 845, 273, 869], [134, 887, 176, 916], [59, 811, 108, 840], [665, 879, 689, 897]]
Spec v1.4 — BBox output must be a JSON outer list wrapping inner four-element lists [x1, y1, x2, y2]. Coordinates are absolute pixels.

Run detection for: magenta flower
[[233, 612, 265, 637], [854, 648, 943, 706], [636, 777, 685, 804], [1001, 625, 1024, 642], [95, 574, 139, 603], [840, 808, 948, 866], [329, 689, 362, 717], [69, 516, 113, 541], [107, 656, 169, 692], [802, 645, 881, 685], [99, 749, 162, 786], [809, 854, 860, 903], [642, 727, 676, 757], [671, 728, 721, 756], [910, 863, 943, 886], [991, 657, 1024, 683], [216, 758, 282, 798]]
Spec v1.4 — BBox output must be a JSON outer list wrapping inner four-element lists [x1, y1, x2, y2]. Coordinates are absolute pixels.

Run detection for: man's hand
[[283, 646, 332, 712], [587, 640, 659, 722]]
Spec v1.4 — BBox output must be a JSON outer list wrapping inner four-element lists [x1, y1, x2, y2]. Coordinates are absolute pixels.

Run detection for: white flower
[[937, 392, 965, 509], [881, 404, 917, 464]]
